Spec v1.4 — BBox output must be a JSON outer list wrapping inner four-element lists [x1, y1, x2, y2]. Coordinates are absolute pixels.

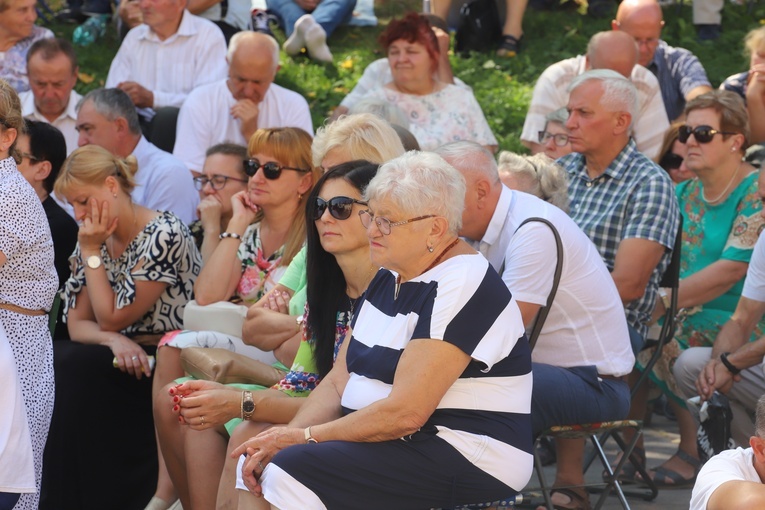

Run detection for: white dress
[[0, 157, 57, 509]]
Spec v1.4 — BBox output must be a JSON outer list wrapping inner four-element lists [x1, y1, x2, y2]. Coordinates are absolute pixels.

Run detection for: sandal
[[496, 34, 522, 58], [601, 446, 645, 484], [639, 449, 701, 489], [536, 487, 591, 510]]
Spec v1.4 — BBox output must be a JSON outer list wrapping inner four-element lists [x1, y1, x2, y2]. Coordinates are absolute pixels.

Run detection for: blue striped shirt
[[346, 253, 533, 491], [648, 40, 711, 121], [559, 139, 680, 339]]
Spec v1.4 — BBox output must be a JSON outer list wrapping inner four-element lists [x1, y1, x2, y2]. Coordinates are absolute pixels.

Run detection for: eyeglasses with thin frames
[[358, 210, 435, 235], [538, 131, 570, 147], [19, 151, 40, 164], [193, 174, 248, 191], [243, 158, 310, 179]]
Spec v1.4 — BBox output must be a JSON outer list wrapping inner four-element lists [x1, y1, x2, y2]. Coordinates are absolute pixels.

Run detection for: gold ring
[[200, 416, 205, 426]]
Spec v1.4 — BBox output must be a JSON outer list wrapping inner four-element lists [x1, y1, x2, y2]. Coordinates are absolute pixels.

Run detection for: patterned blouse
[[274, 300, 351, 396], [63, 212, 203, 335], [0, 26, 53, 92], [236, 222, 286, 303]]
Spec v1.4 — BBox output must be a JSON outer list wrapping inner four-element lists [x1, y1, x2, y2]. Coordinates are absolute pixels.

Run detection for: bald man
[[613, 0, 712, 121], [521, 31, 669, 160], [173, 31, 313, 175]]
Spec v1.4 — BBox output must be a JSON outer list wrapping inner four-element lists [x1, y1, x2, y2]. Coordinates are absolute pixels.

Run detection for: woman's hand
[[198, 195, 223, 232], [79, 198, 119, 252], [169, 379, 242, 429], [232, 427, 304, 496], [107, 333, 152, 379], [262, 290, 291, 314], [230, 191, 259, 226]]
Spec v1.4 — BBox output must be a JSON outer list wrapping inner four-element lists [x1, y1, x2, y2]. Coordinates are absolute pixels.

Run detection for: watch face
[[86, 255, 102, 269], [243, 401, 255, 413]]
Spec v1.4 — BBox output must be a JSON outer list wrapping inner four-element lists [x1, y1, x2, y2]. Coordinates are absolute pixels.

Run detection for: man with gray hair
[[75, 88, 198, 224], [521, 31, 668, 160], [173, 31, 313, 176], [559, 69, 679, 352], [690, 394, 765, 509], [438, 141, 634, 510]]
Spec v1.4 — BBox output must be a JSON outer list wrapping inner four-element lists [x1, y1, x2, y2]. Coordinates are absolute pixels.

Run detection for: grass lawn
[[47, 0, 765, 153]]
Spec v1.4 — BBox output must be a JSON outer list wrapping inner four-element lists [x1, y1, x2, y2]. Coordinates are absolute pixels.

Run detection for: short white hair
[[227, 31, 279, 68], [569, 69, 637, 122], [365, 151, 466, 235], [497, 152, 570, 212], [433, 141, 499, 182]]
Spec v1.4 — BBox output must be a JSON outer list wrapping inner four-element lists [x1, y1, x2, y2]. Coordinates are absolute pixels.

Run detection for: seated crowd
[[2, 1, 765, 510]]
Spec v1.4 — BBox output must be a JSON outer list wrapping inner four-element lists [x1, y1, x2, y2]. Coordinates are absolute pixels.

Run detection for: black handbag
[[454, 0, 502, 55]]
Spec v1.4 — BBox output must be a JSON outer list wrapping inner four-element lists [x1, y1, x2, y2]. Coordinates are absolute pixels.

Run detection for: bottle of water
[[422, 0, 432, 13], [73, 15, 108, 46]]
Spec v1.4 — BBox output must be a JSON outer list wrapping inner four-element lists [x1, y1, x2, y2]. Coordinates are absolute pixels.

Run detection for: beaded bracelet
[[219, 232, 242, 241]]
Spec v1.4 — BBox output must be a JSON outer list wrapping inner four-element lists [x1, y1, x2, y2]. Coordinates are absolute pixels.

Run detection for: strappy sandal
[[602, 446, 645, 483], [496, 34, 522, 57], [537, 487, 591, 510], [639, 449, 701, 489]]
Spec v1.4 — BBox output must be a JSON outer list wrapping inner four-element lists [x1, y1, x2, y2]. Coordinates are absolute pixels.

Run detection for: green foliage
[[43, 0, 765, 153]]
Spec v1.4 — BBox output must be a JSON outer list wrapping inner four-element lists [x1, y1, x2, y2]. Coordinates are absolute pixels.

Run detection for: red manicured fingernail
[[178, 416, 183, 423], [173, 405, 179, 412], [173, 396, 180, 403], [169, 387, 176, 395]]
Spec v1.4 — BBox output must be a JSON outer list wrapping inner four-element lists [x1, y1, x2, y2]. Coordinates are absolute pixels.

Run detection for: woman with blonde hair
[[0, 79, 57, 510], [313, 113, 406, 170], [41, 144, 201, 510], [721, 26, 765, 143], [498, 151, 570, 212]]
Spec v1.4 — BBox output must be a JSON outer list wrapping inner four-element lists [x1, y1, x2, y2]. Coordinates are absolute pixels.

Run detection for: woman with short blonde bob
[[497, 151, 570, 212], [43, 144, 201, 509], [313, 113, 406, 170]]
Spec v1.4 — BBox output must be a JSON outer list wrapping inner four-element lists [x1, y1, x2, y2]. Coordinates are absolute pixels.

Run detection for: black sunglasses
[[243, 158, 310, 179], [312, 196, 367, 221], [678, 125, 737, 144], [660, 152, 684, 171]]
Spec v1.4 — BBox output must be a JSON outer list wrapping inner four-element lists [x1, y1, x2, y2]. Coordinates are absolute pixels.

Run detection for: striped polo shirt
[[345, 253, 534, 491]]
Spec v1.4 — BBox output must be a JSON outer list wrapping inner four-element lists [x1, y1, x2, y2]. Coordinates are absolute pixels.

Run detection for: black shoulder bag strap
[[514, 217, 563, 352]]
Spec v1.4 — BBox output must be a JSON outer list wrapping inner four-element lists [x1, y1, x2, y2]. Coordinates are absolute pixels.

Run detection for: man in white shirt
[[105, 0, 227, 117], [690, 395, 765, 510], [75, 88, 198, 224], [173, 31, 313, 176], [521, 31, 669, 160], [437, 141, 634, 510], [18, 37, 82, 154]]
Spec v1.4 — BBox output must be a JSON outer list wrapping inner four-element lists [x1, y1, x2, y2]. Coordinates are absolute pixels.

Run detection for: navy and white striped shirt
[[345, 253, 533, 491]]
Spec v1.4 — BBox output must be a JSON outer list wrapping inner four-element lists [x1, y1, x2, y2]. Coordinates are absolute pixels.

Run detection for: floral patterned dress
[[361, 84, 498, 150], [637, 171, 765, 405]]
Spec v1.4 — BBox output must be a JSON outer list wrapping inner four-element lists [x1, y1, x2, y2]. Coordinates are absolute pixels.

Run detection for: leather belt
[[0, 302, 47, 316]]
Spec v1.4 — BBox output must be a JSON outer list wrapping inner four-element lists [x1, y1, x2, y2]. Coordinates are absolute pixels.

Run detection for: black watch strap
[[720, 352, 742, 375]]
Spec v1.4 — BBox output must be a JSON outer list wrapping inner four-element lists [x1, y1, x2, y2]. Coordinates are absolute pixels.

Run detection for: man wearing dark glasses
[[173, 32, 313, 176], [559, 69, 680, 354]]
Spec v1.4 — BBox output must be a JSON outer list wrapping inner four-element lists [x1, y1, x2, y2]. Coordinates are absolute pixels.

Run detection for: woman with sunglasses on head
[[624, 90, 765, 488], [658, 121, 694, 184], [155, 162, 378, 510], [189, 143, 250, 263]]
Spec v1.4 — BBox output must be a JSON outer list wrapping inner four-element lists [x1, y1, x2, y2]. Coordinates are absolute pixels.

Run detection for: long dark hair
[[305, 160, 378, 378]]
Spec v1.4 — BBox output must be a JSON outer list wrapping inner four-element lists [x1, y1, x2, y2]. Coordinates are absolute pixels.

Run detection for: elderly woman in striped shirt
[[230, 151, 533, 510]]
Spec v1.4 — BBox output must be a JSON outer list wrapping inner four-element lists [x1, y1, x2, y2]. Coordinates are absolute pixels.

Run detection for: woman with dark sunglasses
[[628, 90, 765, 488], [156, 162, 379, 510], [658, 121, 694, 184]]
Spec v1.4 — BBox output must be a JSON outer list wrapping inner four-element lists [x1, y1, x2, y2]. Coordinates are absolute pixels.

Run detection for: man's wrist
[[720, 352, 742, 375]]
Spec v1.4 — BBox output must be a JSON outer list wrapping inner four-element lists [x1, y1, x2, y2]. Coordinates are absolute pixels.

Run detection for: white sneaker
[[302, 18, 333, 62], [283, 13, 311, 56]]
